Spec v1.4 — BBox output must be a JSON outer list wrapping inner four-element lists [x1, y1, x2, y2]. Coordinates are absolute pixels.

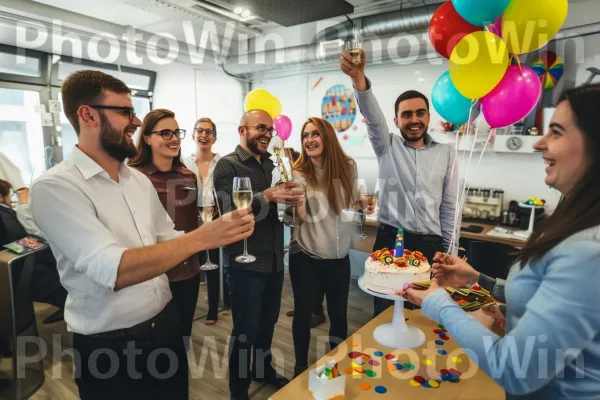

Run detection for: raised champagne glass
[[197, 188, 220, 270], [233, 177, 256, 263]]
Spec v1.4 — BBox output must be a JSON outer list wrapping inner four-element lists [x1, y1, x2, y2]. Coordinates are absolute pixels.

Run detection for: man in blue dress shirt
[[341, 49, 459, 316]]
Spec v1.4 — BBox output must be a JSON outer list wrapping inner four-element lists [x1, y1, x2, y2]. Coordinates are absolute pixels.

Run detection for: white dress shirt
[[29, 146, 181, 335], [185, 153, 221, 206]]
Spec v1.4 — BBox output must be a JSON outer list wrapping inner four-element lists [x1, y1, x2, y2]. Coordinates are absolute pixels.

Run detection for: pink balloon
[[273, 115, 292, 141], [487, 16, 502, 37], [482, 65, 542, 128]]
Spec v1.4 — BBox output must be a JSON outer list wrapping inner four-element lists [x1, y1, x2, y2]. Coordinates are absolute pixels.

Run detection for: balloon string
[[511, 54, 523, 73], [448, 100, 477, 254]]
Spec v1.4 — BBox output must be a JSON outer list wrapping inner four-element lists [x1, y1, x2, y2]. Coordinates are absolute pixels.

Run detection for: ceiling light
[[241, 9, 251, 18], [233, 6, 243, 15]]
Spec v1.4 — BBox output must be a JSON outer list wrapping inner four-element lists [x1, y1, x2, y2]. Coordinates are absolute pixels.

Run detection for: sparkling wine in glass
[[344, 37, 362, 65], [197, 188, 219, 271], [233, 177, 256, 263]]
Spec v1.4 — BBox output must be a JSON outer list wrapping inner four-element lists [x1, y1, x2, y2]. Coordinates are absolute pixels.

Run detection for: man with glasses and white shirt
[[29, 70, 255, 400], [340, 50, 459, 317]]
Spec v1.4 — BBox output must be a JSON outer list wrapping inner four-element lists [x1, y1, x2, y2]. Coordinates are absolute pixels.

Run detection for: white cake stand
[[514, 203, 545, 239], [358, 275, 426, 349]]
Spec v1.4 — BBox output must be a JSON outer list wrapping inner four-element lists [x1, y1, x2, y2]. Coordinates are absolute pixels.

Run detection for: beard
[[400, 122, 428, 143], [99, 113, 138, 162], [246, 134, 270, 155]]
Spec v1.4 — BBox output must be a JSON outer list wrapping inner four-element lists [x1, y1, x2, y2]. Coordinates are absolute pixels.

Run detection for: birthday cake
[[363, 248, 431, 295]]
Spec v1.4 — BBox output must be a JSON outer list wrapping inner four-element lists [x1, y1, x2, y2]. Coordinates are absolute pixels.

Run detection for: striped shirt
[[213, 145, 284, 273]]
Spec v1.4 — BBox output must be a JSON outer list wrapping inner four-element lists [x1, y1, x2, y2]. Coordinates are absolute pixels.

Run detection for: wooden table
[[352, 219, 525, 253], [270, 306, 504, 400], [459, 222, 526, 248]]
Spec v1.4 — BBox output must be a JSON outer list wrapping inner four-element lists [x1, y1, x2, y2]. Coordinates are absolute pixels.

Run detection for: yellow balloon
[[502, 0, 568, 55], [244, 89, 281, 119], [449, 31, 509, 100]]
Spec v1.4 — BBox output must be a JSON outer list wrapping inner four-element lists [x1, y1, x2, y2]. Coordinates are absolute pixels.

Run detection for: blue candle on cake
[[394, 227, 404, 257]]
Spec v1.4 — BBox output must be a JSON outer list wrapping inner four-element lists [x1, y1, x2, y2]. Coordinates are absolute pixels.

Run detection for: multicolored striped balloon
[[531, 51, 564, 90]]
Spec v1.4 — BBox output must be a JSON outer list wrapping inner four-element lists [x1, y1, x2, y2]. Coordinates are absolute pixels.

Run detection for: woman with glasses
[[128, 109, 200, 348], [289, 117, 361, 377], [184, 117, 229, 326]]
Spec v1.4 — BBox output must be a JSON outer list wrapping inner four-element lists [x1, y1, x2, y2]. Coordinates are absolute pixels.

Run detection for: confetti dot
[[440, 369, 449, 375], [433, 329, 443, 334], [403, 363, 415, 370], [354, 367, 365, 373], [409, 379, 421, 387], [441, 374, 449, 381], [361, 354, 370, 361], [344, 367, 353, 374], [348, 351, 365, 359], [375, 386, 387, 394], [428, 380, 440, 388], [422, 359, 433, 366], [441, 336, 450, 341], [437, 350, 448, 356], [439, 333, 447, 339], [360, 383, 371, 390], [449, 368, 462, 377], [353, 357, 366, 365], [365, 370, 377, 378], [452, 357, 463, 364], [394, 363, 404, 370], [414, 376, 426, 384], [385, 354, 397, 361], [421, 381, 431, 388], [387, 364, 397, 371], [435, 340, 444, 346], [368, 360, 380, 366], [438, 324, 445, 329], [349, 340, 359, 346], [448, 374, 459, 383], [374, 351, 384, 357]]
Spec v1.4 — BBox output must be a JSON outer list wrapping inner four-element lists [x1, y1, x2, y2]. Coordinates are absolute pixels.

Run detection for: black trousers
[[72, 301, 188, 400], [226, 267, 284, 398], [372, 224, 443, 317], [169, 273, 201, 348], [289, 251, 351, 371], [199, 248, 230, 320]]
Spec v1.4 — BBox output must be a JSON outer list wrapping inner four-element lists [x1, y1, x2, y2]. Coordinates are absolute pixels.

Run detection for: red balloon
[[429, 1, 482, 59]]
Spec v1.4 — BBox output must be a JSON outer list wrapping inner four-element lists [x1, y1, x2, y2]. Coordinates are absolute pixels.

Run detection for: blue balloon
[[451, 0, 510, 27], [432, 71, 472, 126]]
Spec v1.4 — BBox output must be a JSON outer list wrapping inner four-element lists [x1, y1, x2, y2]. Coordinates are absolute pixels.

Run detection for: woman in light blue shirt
[[399, 83, 600, 399]]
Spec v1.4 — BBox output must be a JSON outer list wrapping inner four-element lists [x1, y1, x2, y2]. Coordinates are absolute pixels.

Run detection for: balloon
[[502, 0, 568, 55], [432, 71, 473, 125], [482, 65, 542, 128], [452, 0, 510, 27], [244, 89, 281, 119], [487, 16, 503, 36], [428, 1, 481, 59], [273, 115, 292, 141], [531, 51, 564, 90], [449, 31, 509, 99]]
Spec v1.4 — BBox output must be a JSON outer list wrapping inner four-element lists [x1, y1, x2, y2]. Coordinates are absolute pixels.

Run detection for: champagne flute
[[197, 188, 219, 271], [233, 177, 256, 263]]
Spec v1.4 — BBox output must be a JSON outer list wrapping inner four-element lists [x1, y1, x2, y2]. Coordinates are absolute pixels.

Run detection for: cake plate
[[358, 275, 426, 349]]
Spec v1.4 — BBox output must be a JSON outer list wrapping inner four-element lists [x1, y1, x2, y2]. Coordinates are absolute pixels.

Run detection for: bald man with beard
[[213, 110, 304, 400]]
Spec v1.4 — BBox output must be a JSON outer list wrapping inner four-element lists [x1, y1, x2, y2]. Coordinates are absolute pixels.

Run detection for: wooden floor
[[27, 272, 373, 400]]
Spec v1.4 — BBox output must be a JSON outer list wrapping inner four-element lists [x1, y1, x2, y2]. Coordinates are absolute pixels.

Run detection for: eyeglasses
[[150, 129, 186, 140], [194, 127, 215, 136], [399, 110, 429, 120], [88, 105, 136, 121], [243, 125, 277, 136]]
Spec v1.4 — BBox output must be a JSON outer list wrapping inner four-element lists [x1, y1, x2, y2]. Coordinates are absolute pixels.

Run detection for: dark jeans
[[226, 267, 284, 398], [289, 251, 350, 371], [72, 301, 188, 400], [372, 224, 443, 317], [169, 273, 201, 349], [199, 248, 230, 320]]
